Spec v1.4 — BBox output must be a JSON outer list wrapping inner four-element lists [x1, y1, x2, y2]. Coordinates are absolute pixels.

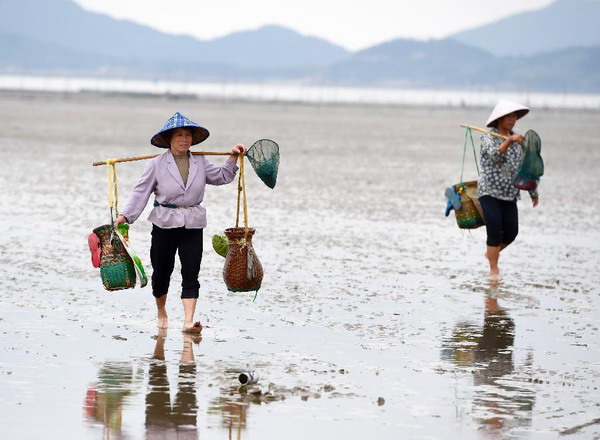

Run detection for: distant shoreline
[[1, 74, 599, 110]]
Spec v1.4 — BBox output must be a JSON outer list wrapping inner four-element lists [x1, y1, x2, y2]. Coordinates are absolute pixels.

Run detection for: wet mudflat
[[0, 91, 599, 439]]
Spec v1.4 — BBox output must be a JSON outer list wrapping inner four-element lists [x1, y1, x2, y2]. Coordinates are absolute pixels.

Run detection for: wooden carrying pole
[[93, 151, 231, 167], [460, 124, 509, 140]]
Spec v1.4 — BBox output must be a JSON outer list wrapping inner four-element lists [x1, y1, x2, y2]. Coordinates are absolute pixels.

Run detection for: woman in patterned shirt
[[478, 100, 539, 281]]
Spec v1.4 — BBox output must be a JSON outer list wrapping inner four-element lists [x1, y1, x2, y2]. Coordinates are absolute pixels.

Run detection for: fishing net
[[514, 130, 544, 190], [246, 139, 279, 189]]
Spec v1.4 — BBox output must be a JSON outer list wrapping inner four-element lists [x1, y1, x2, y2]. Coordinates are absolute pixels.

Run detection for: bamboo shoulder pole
[[460, 124, 508, 140], [93, 151, 231, 167]]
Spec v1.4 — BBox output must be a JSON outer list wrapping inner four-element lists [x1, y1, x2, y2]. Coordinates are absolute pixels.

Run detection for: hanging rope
[[235, 155, 249, 230], [233, 155, 257, 298], [235, 164, 242, 228], [240, 156, 249, 230], [460, 127, 480, 182], [106, 158, 119, 225]]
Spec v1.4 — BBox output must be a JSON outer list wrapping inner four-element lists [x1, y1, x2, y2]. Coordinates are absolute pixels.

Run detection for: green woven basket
[[99, 260, 136, 291], [93, 224, 136, 291], [453, 181, 485, 230]]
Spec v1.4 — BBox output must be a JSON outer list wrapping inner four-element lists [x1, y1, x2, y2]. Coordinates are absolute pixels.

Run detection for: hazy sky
[[73, 0, 555, 51]]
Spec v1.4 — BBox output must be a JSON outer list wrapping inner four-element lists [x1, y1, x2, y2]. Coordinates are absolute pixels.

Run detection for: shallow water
[[0, 91, 599, 439]]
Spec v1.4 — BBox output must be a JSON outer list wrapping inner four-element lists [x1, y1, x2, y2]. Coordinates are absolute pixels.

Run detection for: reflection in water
[[83, 330, 269, 440], [442, 293, 536, 436], [83, 362, 137, 439], [210, 385, 249, 440], [83, 330, 201, 439], [209, 377, 283, 439], [145, 330, 199, 440]]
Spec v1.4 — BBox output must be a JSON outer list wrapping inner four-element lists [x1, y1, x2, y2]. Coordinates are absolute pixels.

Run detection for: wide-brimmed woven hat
[[486, 99, 529, 127], [151, 112, 210, 148]]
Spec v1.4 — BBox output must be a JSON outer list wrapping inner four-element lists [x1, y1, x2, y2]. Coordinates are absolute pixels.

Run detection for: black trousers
[[479, 195, 519, 247], [150, 225, 203, 299]]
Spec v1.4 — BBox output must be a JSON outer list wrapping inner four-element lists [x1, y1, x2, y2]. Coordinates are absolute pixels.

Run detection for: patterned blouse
[[477, 129, 539, 201]]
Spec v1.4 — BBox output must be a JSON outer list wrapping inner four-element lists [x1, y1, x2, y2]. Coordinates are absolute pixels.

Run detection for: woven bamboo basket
[[93, 224, 136, 291], [223, 227, 263, 292], [453, 181, 485, 229]]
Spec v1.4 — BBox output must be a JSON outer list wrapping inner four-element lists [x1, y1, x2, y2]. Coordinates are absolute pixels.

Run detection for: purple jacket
[[120, 151, 238, 229]]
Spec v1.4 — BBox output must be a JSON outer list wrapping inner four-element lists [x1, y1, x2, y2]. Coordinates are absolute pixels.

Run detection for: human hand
[[532, 197, 539, 207], [231, 143, 247, 155], [114, 214, 127, 229], [509, 134, 524, 144]]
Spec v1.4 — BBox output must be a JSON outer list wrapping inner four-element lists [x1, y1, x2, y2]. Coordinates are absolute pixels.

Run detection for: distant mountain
[[0, 32, 247, 80], [0, 33, 97, 71], [1, 0, 599, 92], [0, 0, 350, 70], [498, 46, 600, 92], [451, 0, 600, 56], [321, 38, 600, 92], [321, 39, 495, 88], [199, 25, 349, 69], [0, 0, 203, 64]]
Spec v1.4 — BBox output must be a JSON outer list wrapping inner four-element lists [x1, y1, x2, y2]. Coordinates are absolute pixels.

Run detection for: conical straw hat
[[486, 100, 529, 127], [151, 112, 210, 148]]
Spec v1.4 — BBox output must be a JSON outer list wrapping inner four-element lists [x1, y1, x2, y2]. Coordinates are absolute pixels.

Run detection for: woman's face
[[497, 112, 518, 132], [170, 128, 193, 155]]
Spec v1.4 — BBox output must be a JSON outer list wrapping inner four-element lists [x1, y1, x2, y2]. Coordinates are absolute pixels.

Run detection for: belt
[[154, 200, 197, 209]]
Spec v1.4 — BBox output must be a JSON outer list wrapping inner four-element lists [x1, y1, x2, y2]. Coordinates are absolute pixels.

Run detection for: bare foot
[[182, 321, 203, 334], [157, 309, 168, 329], [490, 267, 500, 282]]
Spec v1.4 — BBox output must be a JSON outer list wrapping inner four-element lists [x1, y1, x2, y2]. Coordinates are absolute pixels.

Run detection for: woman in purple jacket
[[114, 112, 245, 333]]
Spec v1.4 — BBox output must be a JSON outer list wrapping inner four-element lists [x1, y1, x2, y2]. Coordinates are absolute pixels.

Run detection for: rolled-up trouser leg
[[480, 195, 503, 247], [479, 195, 519, 247], [501, 199, 519, 245], [178, 228, 203, 299], [150, 225, 178, 298]]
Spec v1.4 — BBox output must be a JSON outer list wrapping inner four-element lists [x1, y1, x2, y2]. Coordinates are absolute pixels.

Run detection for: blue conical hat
[[151, 112, 210, 148]]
